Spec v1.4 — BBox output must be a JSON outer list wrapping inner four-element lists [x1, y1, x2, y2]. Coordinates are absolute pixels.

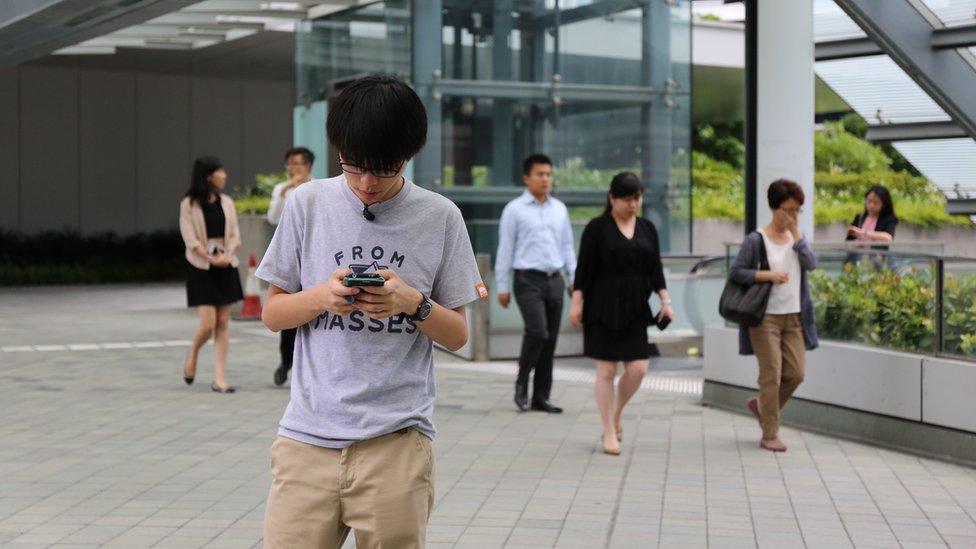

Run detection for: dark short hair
[[522, 154, 552, 176], [603, 172, 643, 215], [326, 75, 427, 173], [767, 178, 805, 209], [285, 147, 315, 166]]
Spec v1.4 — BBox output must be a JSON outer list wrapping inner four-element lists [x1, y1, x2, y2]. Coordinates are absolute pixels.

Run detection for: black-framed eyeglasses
[[338, 159, 402, 179]]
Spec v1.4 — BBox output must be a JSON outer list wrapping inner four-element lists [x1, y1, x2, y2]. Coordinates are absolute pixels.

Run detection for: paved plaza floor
[[2, 284, 976, 548]]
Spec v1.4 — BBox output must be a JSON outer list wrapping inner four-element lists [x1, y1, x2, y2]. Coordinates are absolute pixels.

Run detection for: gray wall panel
[[0, 67, 19, 231], [242, 80, 292, 186], [8, 68, 291, 236], [20, 66, 78, 233], [136, 74, 190, 233], [80, 71, 136, 234], [191, 78, 242, 191]]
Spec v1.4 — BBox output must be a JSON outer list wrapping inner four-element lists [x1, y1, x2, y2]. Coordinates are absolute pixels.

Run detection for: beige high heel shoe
[[602, 433, 621, 456]]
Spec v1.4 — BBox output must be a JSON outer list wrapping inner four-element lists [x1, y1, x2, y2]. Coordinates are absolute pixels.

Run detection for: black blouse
[[574, 215, 667, 330], [846, 213, 897, 241], [202, 197, 225, 238]]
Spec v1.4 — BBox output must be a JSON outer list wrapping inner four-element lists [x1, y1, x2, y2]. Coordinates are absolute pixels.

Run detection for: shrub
[[815, 122, 892, 173], [0, 230, 184, 285], [943, 271, 976, 356], [810, 260, 976, 357], [809, 261, 938, 353], [236, 196, 271, 215]]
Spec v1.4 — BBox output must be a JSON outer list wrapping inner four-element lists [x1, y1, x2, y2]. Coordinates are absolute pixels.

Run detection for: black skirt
[[583, 321, 651, 362], [185, 261, 244, 307]]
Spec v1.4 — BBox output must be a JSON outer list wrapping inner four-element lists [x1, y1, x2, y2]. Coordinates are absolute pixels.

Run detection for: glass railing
[[467, 217, 731, 337], [724, 241, 976, 361]]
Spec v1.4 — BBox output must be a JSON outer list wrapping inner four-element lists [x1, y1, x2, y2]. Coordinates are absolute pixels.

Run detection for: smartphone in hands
[[654, 310, 671, 331], [343, 273, 385, 287]]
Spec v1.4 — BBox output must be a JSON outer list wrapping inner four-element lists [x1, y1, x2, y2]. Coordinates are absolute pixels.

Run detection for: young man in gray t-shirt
[[256, 76, 485, 548]]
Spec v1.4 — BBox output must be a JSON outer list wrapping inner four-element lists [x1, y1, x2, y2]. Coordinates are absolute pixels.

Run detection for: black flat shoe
[[211, 383, 236, 394], [531, 401, 563, 414], [273, 364, 288, 387], [183, 359, 194, 385]]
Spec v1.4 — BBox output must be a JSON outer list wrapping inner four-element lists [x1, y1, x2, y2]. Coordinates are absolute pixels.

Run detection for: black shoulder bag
[[718, 234, 771, 327]]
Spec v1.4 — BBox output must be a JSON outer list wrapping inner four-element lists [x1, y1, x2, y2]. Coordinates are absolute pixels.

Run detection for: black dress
[[185, 197, 244, 307], [574, 215, 667, 361]]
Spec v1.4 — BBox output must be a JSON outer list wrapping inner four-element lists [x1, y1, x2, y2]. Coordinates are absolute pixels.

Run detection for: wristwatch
[[407, 293, 433, 322]]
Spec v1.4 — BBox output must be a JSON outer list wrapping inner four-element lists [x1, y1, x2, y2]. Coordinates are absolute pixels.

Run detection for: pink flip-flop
[[760, 438, 787, 452]]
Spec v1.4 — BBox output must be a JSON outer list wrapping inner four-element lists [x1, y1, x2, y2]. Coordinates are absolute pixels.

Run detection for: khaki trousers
[[748, 313, 805, 440], [263, 428, 434, 549]]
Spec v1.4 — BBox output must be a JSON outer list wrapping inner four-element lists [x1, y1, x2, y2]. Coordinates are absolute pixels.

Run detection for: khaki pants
[[748, 313, 805, 440], [264, 428, 434, 549]]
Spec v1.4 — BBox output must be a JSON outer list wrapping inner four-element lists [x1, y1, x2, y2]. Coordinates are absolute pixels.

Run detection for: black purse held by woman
[[719, 234, 771, 327]]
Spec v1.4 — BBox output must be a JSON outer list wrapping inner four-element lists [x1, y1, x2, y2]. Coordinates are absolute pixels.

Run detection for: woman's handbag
[[719, 235, 771, 327]]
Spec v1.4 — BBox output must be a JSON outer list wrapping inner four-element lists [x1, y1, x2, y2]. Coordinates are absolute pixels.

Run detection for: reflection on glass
[[942, 260, 976, 358], [295, 1, 411, 105], [809, 250, 937, 354]]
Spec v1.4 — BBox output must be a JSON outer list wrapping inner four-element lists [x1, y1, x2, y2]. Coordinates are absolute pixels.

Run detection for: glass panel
[[294, 1, 411, 105], [556, 8, 642, 86], [815, 56, 951, 124], [942, 259, 976, 358], [814, 0, 867, 41], [441, 1, 528, 82], [892, 139, 976, 194], [918, 0, 976, 27], [808, 249, 937, 354]]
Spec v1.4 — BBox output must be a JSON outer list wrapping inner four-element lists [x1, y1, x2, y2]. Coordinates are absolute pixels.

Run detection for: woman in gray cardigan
[[729, 179, 819, 452]]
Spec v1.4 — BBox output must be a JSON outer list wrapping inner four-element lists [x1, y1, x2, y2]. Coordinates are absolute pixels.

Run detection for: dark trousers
[[513, 270, 564, 403], [280, 328, 297, 372]]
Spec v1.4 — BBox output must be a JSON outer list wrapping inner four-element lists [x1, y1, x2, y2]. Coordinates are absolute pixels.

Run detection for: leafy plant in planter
[[943, 272, 976, 356], [809, 261, 937, 353]]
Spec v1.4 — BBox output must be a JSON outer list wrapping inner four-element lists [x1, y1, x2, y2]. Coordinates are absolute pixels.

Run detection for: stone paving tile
[[3, 285, 976, 548]]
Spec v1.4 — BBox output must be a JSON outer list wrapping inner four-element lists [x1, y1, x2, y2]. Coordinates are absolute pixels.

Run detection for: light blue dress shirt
[[494, 190, 577, 293]]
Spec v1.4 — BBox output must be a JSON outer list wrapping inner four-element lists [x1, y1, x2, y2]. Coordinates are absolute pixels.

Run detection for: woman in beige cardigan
[[179, 156, 243, 393]]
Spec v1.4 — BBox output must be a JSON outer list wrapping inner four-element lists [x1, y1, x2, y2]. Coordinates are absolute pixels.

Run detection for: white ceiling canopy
[[53, 0, 367, 55]]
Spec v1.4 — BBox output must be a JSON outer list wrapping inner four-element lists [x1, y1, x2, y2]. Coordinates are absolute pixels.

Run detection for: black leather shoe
[[211, 383, 236, 394], [531, 401, 563, 414], [514, 383, 530, 412], [274, 364, 288, 386]]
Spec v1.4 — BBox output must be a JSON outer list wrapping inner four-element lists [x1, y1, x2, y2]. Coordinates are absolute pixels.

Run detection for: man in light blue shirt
[[495, 154, 577, 414]]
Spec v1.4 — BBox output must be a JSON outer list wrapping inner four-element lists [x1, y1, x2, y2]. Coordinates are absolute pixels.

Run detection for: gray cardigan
[[728, 231, 820, 355]]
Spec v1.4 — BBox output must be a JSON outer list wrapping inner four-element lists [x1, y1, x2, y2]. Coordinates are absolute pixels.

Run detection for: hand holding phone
[[655, 310, 671, 331]]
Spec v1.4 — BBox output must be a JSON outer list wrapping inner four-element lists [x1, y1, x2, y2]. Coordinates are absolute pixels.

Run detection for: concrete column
[[643, 0, 673, 251], [411, 0, 443, 187], [749, 0, 815, 238]]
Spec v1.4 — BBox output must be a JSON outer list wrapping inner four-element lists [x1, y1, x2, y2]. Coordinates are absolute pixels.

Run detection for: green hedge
[[809, 262, 976, 357], [693, 162, 971, 228], [0, 230, 185, 285]]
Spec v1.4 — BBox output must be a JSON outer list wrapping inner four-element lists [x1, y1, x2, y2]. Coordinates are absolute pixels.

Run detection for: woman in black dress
[[569, 172, 674, 455], [178, 156, 243, 393]]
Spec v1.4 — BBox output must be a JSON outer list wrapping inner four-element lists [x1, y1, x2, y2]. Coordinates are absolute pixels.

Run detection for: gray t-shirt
[[255, 175, 484, 448]]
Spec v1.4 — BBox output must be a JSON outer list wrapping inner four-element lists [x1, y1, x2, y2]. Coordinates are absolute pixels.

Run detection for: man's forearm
[[263, 290, 322, 332]]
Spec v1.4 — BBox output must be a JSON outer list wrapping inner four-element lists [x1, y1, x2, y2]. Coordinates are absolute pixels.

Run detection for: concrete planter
[[703, 325, 976, 464]]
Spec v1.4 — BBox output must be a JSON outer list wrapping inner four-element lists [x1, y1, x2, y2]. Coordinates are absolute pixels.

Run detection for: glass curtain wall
[[295, 0, 692, 253]]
